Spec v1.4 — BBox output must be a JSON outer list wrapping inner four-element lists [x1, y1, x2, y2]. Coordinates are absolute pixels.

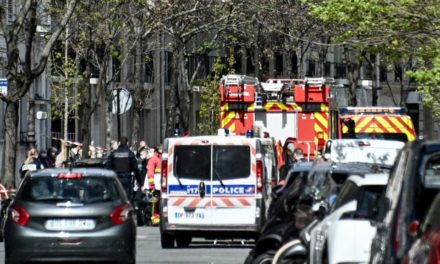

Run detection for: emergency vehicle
[[328, 106, 417, 142], [220, 75, 333, 160], [159, 131, 278, 248]]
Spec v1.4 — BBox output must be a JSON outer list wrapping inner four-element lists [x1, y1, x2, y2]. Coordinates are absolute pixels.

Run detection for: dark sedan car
[[404, 192, 440, 264], [370, 140, 440, 264], [4, 168, 136, 264]]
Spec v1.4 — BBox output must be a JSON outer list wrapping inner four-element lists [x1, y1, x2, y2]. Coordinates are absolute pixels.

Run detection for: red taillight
[[161, 160, 168, 193], [58, 173, 83, 179], [10, 204, 30, 226], [110, 204, 130, 225], [256, 160, 263, 193]]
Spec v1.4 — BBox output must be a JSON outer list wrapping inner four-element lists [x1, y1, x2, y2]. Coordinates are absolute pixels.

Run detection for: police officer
[[106, 136, 142, 200]]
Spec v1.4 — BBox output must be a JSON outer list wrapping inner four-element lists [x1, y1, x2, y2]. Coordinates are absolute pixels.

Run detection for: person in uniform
[[106, 136, 142, 200]]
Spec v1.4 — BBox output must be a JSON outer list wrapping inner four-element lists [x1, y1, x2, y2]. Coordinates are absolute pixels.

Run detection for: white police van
[[159, 131, 278, 248]]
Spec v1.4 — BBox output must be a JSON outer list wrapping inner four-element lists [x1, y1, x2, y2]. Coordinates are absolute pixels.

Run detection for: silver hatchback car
[[4, 168, 136, 264]]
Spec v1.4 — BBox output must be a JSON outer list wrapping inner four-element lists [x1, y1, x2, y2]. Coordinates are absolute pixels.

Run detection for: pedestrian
[[46, 147, 57, 168], [146, 147, 161, 190], [38, 149, 49, 168], [106, 136, 142, 200], [69, 143, 82, 163], [55, 140, 67, 168], [20, 148, 44, 179], [145, 146, 162, 225]]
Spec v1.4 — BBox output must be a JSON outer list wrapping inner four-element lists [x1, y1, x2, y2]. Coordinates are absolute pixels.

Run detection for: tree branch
[[31, 0, 79, 77]]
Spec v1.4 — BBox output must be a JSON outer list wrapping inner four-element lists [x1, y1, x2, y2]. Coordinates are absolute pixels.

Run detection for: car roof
[[347, 173, 389, 186], [311, 161, 379, 174], [30, 168, 117, 178], [289, 162, 314, 172]]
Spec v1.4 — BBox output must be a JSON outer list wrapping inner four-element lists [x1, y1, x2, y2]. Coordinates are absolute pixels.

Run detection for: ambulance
[[159, 130, 278, 248]]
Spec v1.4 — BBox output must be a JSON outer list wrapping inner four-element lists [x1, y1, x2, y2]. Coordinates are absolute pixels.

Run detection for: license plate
[[174, 211, 205, 219], [45, 219, 96, 231]]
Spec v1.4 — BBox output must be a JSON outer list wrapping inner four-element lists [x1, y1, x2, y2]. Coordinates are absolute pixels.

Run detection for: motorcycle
[[272, 200, 328, 264], [132, 189, 160, 226]]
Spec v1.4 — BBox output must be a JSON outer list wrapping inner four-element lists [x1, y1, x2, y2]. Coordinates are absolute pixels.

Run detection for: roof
[[347, 173, 389, 186], [30, 168, 117, 178], [166, 135, 270, 144], [311, 162, 382, 175], [326, 139, 404, 166]]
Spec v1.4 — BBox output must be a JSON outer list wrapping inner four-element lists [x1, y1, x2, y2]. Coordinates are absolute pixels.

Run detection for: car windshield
[[20, 176, 121, 204], [174, 145, 251, 180]]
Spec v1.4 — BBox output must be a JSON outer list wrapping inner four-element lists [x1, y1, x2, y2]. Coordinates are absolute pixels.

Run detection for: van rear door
[[167, 141, 212, 225], [210, 142, 257, 225]]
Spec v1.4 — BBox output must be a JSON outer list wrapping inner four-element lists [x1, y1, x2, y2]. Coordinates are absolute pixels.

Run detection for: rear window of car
[[19, 177, 121, 204], [174, 145, 251, 180]]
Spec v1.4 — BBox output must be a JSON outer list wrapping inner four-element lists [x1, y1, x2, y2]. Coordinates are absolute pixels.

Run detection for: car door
[[210, 140, 257, 225], [167, 139, 212, 226]]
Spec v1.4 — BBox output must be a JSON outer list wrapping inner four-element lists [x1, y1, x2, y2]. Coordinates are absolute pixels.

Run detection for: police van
[[159, 131, 278, 248]]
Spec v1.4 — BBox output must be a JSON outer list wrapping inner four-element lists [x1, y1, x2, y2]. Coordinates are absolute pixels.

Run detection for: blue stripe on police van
[[169, 184, 256, 195]]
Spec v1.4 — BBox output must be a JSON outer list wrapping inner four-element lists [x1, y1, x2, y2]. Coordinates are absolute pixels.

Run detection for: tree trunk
[[131, 36, 144, 144], [2, 101, 19, 188], [78, 96, 92, 158], [166, 46, 180, 137]]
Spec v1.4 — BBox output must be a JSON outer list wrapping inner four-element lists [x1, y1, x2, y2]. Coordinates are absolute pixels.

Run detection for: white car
[[309, 173, 389, 264], [323, 139, 404, 166]]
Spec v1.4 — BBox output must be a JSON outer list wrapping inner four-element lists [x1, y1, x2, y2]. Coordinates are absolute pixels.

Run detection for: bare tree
[[0, 0, 78, 188]]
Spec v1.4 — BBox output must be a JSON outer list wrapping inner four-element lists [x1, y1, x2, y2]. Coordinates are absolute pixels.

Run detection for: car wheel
[[272, 239, 306, 264], [252, 252, 274, 264], [175, 233, 192, 248], [161, 232, 175, 248]]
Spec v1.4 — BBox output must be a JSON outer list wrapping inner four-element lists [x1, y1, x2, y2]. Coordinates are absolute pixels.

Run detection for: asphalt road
[[0, 226, 253, 264]]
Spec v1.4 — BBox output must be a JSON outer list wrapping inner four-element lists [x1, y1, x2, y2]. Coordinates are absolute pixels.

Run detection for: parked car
[[72, 158, 108, 168], [245, 162, 314, 264], [404, 192, 440, 263], [246, 161, 383, 264], [3, 168, 137, 264], [310, 173, 389, 264], [323, 139, 404, 166], [370, 140, 440, 264]]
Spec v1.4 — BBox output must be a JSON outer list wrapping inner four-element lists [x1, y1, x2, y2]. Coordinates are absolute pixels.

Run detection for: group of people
[[106, 137, 162, 198]]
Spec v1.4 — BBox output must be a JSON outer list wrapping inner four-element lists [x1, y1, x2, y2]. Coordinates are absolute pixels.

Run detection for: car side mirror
[[408, 220, 420, 238]]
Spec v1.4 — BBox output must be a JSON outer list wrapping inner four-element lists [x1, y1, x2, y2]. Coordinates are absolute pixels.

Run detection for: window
[[174, 145, 251, 181], [165, 51, 172, 85], [357, 185, 385, 219], [423, 194, 440, 231], [335, 63, 346, 78], [213, 145, 250, 180], [307, 60, 316, 77], [174, 145, 211, 180], [20, 177, 121, 204], [333, 181, 359, 210], [275, 52, 283, 76], [144, 52, 154, 83]]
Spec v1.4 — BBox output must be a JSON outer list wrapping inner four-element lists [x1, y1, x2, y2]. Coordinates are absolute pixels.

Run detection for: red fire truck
[[219, 75, 334, 161]]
